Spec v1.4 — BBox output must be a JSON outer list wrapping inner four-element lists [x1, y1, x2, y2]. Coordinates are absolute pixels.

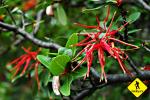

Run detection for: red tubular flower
[[142, 65, 150, 70], [73, 6, 139, 82], [116, 0, 122, 6], [0, 15, 4, 21], [23, 0, 37, 11], [8, 47, 41, 90]]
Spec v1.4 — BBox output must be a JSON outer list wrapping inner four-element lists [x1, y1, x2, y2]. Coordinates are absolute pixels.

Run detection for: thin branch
[[14, 12, 30, 46], [143, 46, 150, 52], [33, 9, 44, 35], [126, 56, 142, 75], [91, 68, 150, 84], [0, 21, 62, 49], [13, 13, 25, 46], [73, 84, 107, 100], [2, 1, 16, 25], [119, 5, 128, 42], [138, 0, 150, 11], [5, 7, 16, 25], [14, 10, 44, 46], [142, 44, 150, 52], [73, 88, 97, 100]]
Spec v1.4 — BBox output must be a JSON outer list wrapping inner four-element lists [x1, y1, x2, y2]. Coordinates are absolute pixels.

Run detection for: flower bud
[[46, 5, 54, 16], [52, 76, 60, 95]]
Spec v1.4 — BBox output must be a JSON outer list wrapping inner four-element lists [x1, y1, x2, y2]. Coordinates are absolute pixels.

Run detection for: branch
[[126, 56, 142, 75], [14, 10, 45, 46], [33, 9, 44, 35], [142, 42, 150, 52], [138, 0, 150, 11], [73, 88, 97, 100], [5, 7, 16, 25], [74, 83, 107, 100], [74, 68, 150, 99], [0, 21, 62, 49], [143, 46, 150, 52], [91, 68, 150, 84], [119, 5, 128, 42]]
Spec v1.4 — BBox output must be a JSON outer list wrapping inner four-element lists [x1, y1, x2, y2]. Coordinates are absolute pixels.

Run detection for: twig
[[33, 9, 44, 35], [138, 0, 150, 11], [13, 12, 34, 46], [143, 46, 150, 52], [0, 21, 62, 49], [13, 13, 26, 46], [118, 4, 142, 75], [5, 8, 16, 25], [142, 44, 150, 52], [1, 0, 16, 25], [14, 10, 44, 46], [91, 68, 150, 84], [126, 56, 142, 75], [119, 3, 128, 42], [73, 87, 97, 100], [76, 83, 107, 99]]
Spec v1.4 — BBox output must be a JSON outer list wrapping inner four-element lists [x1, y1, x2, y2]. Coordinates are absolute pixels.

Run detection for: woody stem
[[119, 4, 128, 42]]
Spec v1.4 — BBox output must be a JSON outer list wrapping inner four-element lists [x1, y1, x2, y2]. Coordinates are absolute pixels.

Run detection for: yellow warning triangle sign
[[128, 78, 147, 97]]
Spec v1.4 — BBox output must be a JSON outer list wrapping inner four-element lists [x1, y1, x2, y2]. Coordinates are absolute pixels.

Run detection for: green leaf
[[60, 67, 87, 96], [60, 75, 73, 96], [37, 55, 51, 69], [71, 67, 87, 79], [82, 5, 104, 13], [106, 0, 117, 3], [66, 33, 78, 56], [99, 33, 105, 39], [56, 4, 67, 26], [40, 69, 52, 86], [11, 74, 22, 83], [128, 29, 142, 34], [58, 47, 73, 57], [58, 47, 66, 55], [127, 12, 141, 24], [64, 49, 73, 57], [40, 48, 50, 56], [49, 55, 70, 75], [11, 7, 22, 14]]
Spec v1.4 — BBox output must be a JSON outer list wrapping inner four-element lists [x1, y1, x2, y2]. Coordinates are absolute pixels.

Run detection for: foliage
[[0, 0, 150, 100]]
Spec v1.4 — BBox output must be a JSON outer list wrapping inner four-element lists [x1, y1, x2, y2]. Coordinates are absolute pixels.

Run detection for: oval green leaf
[[37, 55, 51, 69], [60, 67, 87, 96], [127, 12, 141, 24], [66, 33, 78, 56], [49, 55, 70, 75], [56, 4, 67, 26], [60, 75, 73, 96]]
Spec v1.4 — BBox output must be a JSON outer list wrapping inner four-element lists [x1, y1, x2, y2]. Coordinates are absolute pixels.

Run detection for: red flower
[[72, 6, 139, 82], [0, 15, 4, 21], [8, 47, 41, 90], [142, 65, 150, 70], [23, 0, 37, 11], [116, 0, 122, 6]]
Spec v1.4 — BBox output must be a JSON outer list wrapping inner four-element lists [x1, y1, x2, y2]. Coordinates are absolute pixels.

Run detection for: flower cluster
[[72, 6, 139, 82], [8, 47, 41, 90]]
